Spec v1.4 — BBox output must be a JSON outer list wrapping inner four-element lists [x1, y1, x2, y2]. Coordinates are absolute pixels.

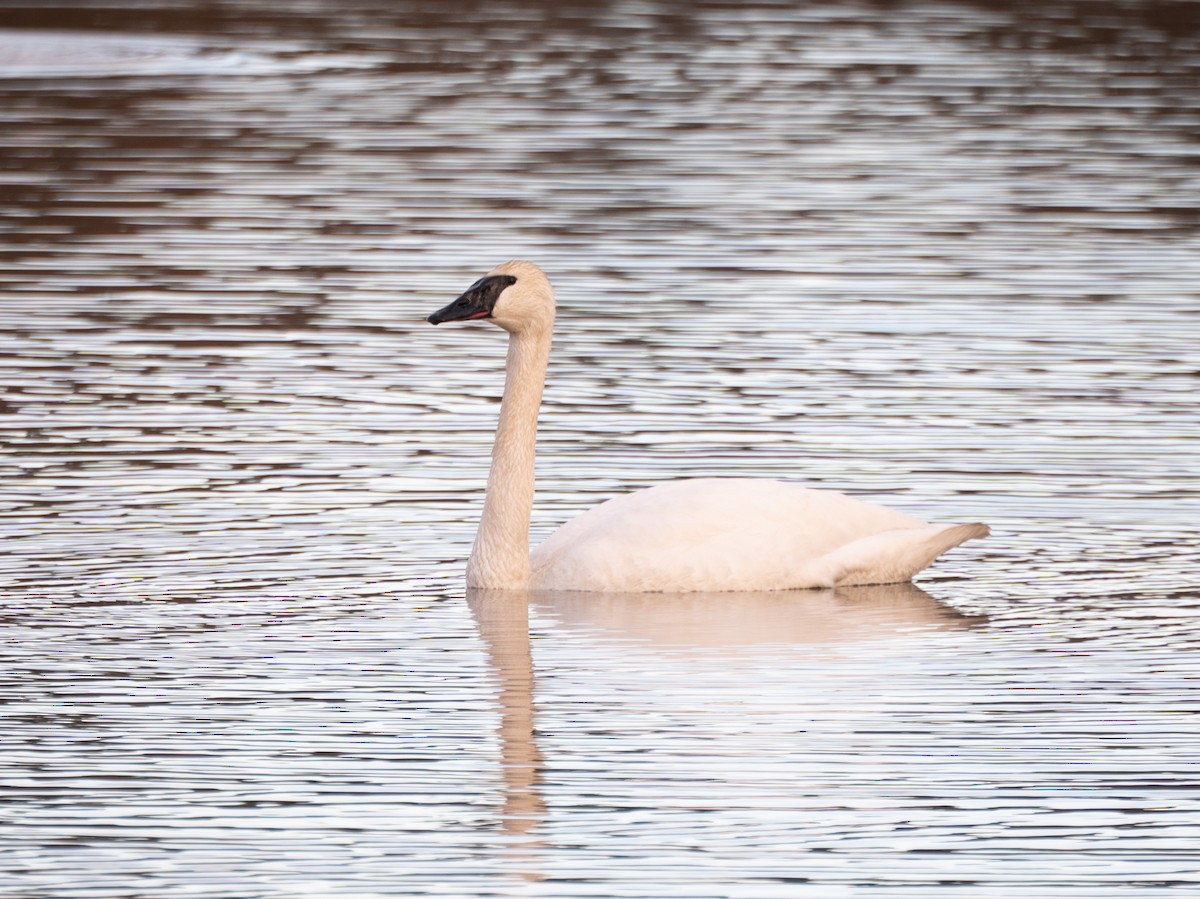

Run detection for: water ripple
[[1, 1, 1198, 896]]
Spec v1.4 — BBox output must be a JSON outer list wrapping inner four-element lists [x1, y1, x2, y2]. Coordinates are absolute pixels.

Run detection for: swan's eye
[[466, 275, 516, 308]]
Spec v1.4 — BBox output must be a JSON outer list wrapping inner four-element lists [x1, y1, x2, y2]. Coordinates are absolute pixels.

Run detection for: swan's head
[[427, 261, 555, 334]]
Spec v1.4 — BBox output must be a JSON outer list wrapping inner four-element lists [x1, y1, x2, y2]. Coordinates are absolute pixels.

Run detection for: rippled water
[[2, 1, 1198, 895]]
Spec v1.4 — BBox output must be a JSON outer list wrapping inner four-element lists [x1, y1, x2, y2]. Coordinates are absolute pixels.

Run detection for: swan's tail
[[933, 522, 991, 547], [822, 522, 990, 587]]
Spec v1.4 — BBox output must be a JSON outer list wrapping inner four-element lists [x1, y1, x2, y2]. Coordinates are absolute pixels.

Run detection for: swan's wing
[[818, 521, 990, 587], [530, 478, 975, 592]]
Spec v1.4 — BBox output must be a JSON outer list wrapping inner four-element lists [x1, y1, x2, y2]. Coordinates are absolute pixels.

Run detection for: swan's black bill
[[427, 274, 517, 325]]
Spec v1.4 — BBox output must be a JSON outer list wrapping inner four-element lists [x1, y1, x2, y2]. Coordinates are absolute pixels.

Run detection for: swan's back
[[530, 478, 986, 592]]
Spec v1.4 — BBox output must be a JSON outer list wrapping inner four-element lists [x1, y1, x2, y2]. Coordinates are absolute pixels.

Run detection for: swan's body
[[530, 478, 986, 592], [428, 261, 988, 592]]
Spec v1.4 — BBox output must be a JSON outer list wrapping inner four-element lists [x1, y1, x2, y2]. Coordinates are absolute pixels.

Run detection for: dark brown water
[[1, 1, 1198, 896]]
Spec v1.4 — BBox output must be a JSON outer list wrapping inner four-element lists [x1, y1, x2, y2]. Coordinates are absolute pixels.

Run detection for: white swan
[[428, 261, 988, 592]]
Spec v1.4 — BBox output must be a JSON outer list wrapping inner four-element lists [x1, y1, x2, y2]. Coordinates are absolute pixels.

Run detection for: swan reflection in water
[[532, 581, 985, 650], [468, 582, 984, 854], [466, 590, 545, 839]]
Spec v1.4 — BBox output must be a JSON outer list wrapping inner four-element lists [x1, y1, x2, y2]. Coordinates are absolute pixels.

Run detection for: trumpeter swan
[[428, 261, 988, 592]]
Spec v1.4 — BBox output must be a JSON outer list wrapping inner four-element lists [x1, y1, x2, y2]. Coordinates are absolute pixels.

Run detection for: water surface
[[1, 1, 1198, 895]]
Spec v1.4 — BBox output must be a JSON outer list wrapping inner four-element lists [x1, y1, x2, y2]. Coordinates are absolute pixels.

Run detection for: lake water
[[1, 1, 1198, 896]]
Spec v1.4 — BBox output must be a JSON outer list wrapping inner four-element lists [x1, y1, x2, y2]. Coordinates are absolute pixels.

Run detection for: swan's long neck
[[467, 323, 553, 589]]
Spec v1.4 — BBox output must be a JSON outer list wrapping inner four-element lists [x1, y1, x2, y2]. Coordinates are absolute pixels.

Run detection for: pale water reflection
[[471, 583, 982, 843], [468, 590, 545, 841], [532, 582, 983, 649]]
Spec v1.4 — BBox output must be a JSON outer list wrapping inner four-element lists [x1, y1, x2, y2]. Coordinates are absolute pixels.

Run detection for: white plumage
[[428, 261, 988, 592], [532, 478, 987, 591]]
